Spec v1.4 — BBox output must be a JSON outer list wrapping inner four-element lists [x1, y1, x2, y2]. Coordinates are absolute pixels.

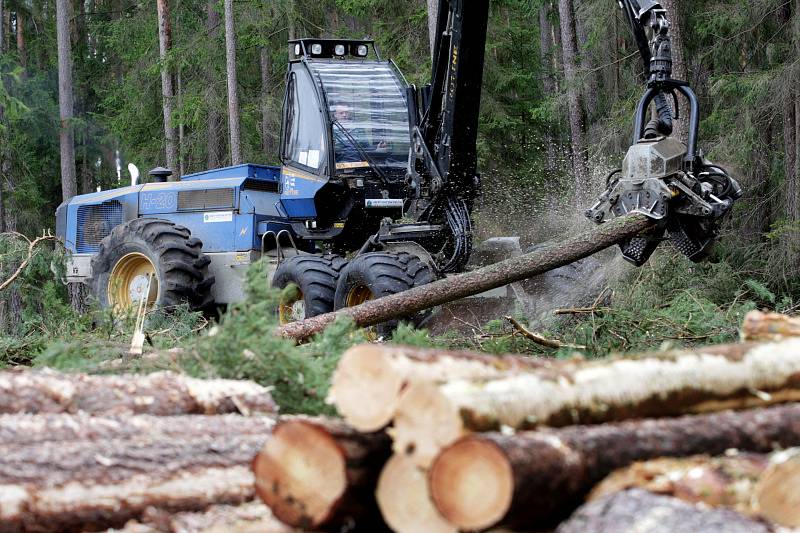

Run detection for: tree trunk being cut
[[375, 454, 456, 533], [428, 403, 800, 530], [0, 368, 277, 416], [132, 501, 292, 533], [253, 417, 391, 530], [392, 337, 800, 466], [0, 412, 274, 445], [742, 310, 800, 341], [556, 489, 772, 533], [276, 214, 654, 340], [0, 432, 272, 532], [328, 344, 557, 431]]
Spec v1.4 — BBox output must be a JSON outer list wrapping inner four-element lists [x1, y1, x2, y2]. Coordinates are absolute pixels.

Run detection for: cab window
[[283, 68, 327, 172]]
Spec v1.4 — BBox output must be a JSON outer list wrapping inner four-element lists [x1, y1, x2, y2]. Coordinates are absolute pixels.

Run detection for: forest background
[[0, 0, 799, 385]]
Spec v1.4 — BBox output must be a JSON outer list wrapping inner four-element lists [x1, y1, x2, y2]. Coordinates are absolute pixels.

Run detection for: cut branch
[[504, 315, 586, 349], [0, 232, 57, 291], [328, 344, 557, 432], [428, 403, 800, 530], [392, 338, 800, 466], [276, 214, 654, 340], [253, 417, 391, 530], [0, 368, 277, 416]]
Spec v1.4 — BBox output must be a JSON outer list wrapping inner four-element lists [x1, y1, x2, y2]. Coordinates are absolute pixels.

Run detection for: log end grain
[[428, 438, 513, 530], [391, 381, 463, 467], [253, 420, 346, 528], [328, 344, 405, 431], [755, 450, 800, 527], [741, 310, 800, 342], [375, 454, 456, 533]]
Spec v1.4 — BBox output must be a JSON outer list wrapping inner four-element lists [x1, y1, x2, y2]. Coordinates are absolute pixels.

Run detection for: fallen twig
[[504, 316, 586, 350]]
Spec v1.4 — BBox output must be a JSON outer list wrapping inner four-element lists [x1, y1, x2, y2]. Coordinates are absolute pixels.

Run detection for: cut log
[[392, 338, 800, 466], [742, 310, 800, 342], [135, 501, 293, 533], [754, 449, 800, 527], [276, 214, 654, 340], [428, 403, 800, 530], [0, 432, 272, 532], [253, 417, 391, 530], [328, 344, 556, 431], [375, 454, 456, 533], [556, 489, 772, 533], [588, 452, 771, 514], [0, 412, 274, 445], [0, 368, 277, 416]]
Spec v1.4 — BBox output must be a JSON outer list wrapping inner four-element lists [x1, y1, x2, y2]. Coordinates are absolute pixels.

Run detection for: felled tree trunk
[[277, 214, 654, 340], [589, 448, 800, 528], [0, 368, 277, 416], [556, 489, 772, 533], [0, 433, 271, 531], [0, 412, 274, 445], [375, 454, 456, 533], [428, 403, 800, 530], [328, 344, 556, 431], [133, 501, 292, 533], [253, 417, 391, 531], [742, 310, 800, 341], [392, 338, 800, 466]]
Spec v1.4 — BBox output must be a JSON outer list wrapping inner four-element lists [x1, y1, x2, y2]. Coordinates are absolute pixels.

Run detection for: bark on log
[[0, 412, 274, 445], [328, 344, 557, 431], [742, 310, 800, 342], [392, 338, 800, 466], [276, 214, 654, 340], [130, 501, 293, 533], [0, 368, 277, 416], [0, 432, 272, 532], [556, 489, 772, 533], [253, 417, 391, 530], [428, 403, 800, 530], [588, 452, 772, 514], [375, 454, 456, 533]]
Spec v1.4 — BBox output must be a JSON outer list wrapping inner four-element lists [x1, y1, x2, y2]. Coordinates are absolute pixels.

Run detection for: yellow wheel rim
[[279, 289, 306, 325], [108, 252, 159, 311], [345, 284, 374, 307], [345, 284, 378, 340]]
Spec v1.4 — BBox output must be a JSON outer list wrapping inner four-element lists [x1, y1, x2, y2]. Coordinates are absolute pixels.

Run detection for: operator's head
[[333, 104, 353, 122]]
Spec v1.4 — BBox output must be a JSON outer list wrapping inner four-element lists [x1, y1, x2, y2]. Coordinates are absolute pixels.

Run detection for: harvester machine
[[56, 0, 740, 331]]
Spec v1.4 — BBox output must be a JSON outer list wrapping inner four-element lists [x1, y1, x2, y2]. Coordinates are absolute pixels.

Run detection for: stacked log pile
[[250, 310, 800, 532], [0, 369, 279, 532]]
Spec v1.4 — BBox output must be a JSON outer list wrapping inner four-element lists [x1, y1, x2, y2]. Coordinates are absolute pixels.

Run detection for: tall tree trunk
[[660, 0, 689, 143], [539, 3, 558, 172], [3, 7, 9, 53], [15, 11, 25, 68], [224, 0, 242, 165], [206, 0, 223, 169], [573, 0, 597, 119], [259, 47, 275, 157], [56, 0, 77, 202], [0, 0, 4, 55], [782, 4, 799, 254], [156, 0, 179, 176], [426, 0, 438, 57], [557, 0, 588, 199]]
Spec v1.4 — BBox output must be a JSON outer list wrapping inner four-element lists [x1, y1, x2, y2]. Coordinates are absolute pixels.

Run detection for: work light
[[294, 44, 300, 56], [334, 44, 346, 56], [356, 44, 368, 57], [311, 43, 323, 55]]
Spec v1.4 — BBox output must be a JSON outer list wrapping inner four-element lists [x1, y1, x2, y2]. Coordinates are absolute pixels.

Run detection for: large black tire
[[333, 251, 435, 337], [271, 254, 348, 323], [89, 218, 215, 312]]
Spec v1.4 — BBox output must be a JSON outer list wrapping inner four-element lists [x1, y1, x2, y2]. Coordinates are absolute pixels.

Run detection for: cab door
[[279, 64, 330, 219]]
